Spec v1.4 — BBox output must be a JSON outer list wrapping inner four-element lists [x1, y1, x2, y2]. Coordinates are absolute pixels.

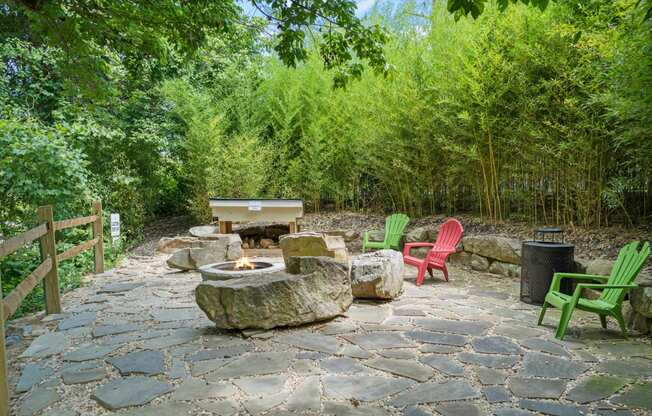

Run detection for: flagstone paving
[[4, 253, 652, 415]]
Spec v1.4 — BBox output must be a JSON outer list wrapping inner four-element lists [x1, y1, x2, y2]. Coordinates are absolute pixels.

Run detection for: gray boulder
[[195, 257, 352, 329], [279, 232, 348, 267], [586, 259, 614, 276], [166, 235, 242, 270], [463, 236, 521, 265], [405, 227, 432, 243], [189, 225, 220, 239], [157, 236, 204, 254], [470, 254, 490, 272], [449, 251, 472, 267], [631, 274, 652, 319], [350, 250, 404, 299], [488, 261, 521, 278]]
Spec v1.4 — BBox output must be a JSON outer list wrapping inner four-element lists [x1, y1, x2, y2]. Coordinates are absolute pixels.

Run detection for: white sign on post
[[248, 201, 262, 212], [110, 213, 120, 242]]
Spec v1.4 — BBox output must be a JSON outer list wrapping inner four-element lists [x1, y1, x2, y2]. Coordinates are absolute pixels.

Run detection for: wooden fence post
[[38, 206, 61, 315], [91, 201, 104, 273], [0, 273, 9, 416]]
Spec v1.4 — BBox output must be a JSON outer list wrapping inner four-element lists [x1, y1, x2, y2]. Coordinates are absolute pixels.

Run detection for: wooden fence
[[0, 201, 104, 416]]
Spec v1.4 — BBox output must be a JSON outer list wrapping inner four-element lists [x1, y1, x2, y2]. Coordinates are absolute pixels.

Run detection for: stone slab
[[342, 332, 415, 350], [520, 352, 588, 379], [419, 355, 465, 376], [457, 352, 519, 369], [107, 350, 166, 375], [16, 364, 54, 393], [19, 332, 69, 358], [233, 375, 289, 396], [92, 376, 172, 410], [322, 375, 415, 402], [391, 380, 480, 407], [566, 375, 629, 404], [205, 352, 293, 379], [170, 378, 236, 401], [509, 377, 566, 399], [363, 357, 434, 382]]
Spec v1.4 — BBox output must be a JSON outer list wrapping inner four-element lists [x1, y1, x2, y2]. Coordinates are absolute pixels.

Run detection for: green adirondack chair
[[538, 241, 650, 340], [362, 213, 409, 252]]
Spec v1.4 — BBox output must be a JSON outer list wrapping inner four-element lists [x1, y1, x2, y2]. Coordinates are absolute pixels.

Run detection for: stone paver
[[363, 357, 434, 381], [233, 375, 288, 396], [519, 352, 588, 379], [323, 375, 415, 401], [107, 350, 166, 375], [19, 333, 69, 358], [63, 344, 118, 362], [419, 354, 465, 376], [566, 375, 629, 403], [414, 318, 492, 335], [508, 377, 566, 399], [7, 251, 652, 416], [519, 399, 590, 416], [435, 402, 483, 416], [92, 376, 172, 410], [405, 330, 468, 346], [472, 335, 521, 355], [18, 387, 60, 416], [61, 361, 106, 384], [342, 332, 415, 350], [170, 378, 236, 401], [287, 376, 321, 411], [611, 382, 652, 411], [15, 363, 54, 393], [391, 380, 480, 406], [457, 352, 519, 369], [206, 352, 293, 379]]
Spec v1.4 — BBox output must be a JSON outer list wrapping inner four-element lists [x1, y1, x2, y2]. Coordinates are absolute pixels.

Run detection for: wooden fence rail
[[0, 201, 105, 416]]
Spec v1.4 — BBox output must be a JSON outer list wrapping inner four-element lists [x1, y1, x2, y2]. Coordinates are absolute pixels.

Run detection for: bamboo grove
[[2, 0, 651, 238]]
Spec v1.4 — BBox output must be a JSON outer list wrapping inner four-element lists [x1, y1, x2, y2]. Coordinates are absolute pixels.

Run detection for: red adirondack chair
[[403, 218, 464, 286]]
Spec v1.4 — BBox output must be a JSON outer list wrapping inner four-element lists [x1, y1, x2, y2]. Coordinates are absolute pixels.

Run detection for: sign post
[[110, 213, 120, 244]]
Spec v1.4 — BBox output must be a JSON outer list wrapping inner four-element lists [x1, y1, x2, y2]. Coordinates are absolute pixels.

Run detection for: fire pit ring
[[199, 259, 285, 281]]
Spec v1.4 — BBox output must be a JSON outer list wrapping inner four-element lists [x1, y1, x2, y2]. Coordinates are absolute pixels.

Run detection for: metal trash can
[[520, 228, 575, 305]]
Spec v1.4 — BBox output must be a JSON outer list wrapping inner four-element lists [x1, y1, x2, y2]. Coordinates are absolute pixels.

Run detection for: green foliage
[[0, 235, 124, 318], [10, 0, 388, 92], [0, 118, 92, 229]]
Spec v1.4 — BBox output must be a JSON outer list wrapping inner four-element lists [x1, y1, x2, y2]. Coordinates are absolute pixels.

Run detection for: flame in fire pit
[[234, 256, 255, 270]]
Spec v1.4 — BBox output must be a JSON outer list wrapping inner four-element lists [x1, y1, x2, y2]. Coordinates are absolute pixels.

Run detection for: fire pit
[[199, 257, 285, 281]]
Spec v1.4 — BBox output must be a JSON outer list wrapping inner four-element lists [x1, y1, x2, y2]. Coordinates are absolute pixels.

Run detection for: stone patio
[[4, 252, 652, 416]]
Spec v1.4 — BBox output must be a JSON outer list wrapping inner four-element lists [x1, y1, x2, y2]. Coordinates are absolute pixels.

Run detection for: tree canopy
[[7, 0, 389, 91]]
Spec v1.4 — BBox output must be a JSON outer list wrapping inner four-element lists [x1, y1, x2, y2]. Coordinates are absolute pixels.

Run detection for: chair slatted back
[[600, 241, 650, 306], [385, 213, 410, 247], [429, 218, 464, 263]]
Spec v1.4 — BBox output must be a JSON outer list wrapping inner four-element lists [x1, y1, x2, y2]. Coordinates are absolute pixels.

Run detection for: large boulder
[[189, 225, 220, 239], [166, 235, 242, 270], [350, 250, 404, 300], [449, 251, 472, 267], [470, 254, 490, 272], [628, 273, 652, 334], [279, 232, 348, 267], [195, 257, 352, 329], [462, 236, 521, 265], [586, 259, 614, 276], [631, 274, 652, 319], [404, 227, 432, 243], [488, 261, 521, 278], [158, 236, 204, 254]]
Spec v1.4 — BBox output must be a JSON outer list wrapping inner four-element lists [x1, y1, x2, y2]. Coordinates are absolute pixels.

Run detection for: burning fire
[[234, 256, 255, 270]]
